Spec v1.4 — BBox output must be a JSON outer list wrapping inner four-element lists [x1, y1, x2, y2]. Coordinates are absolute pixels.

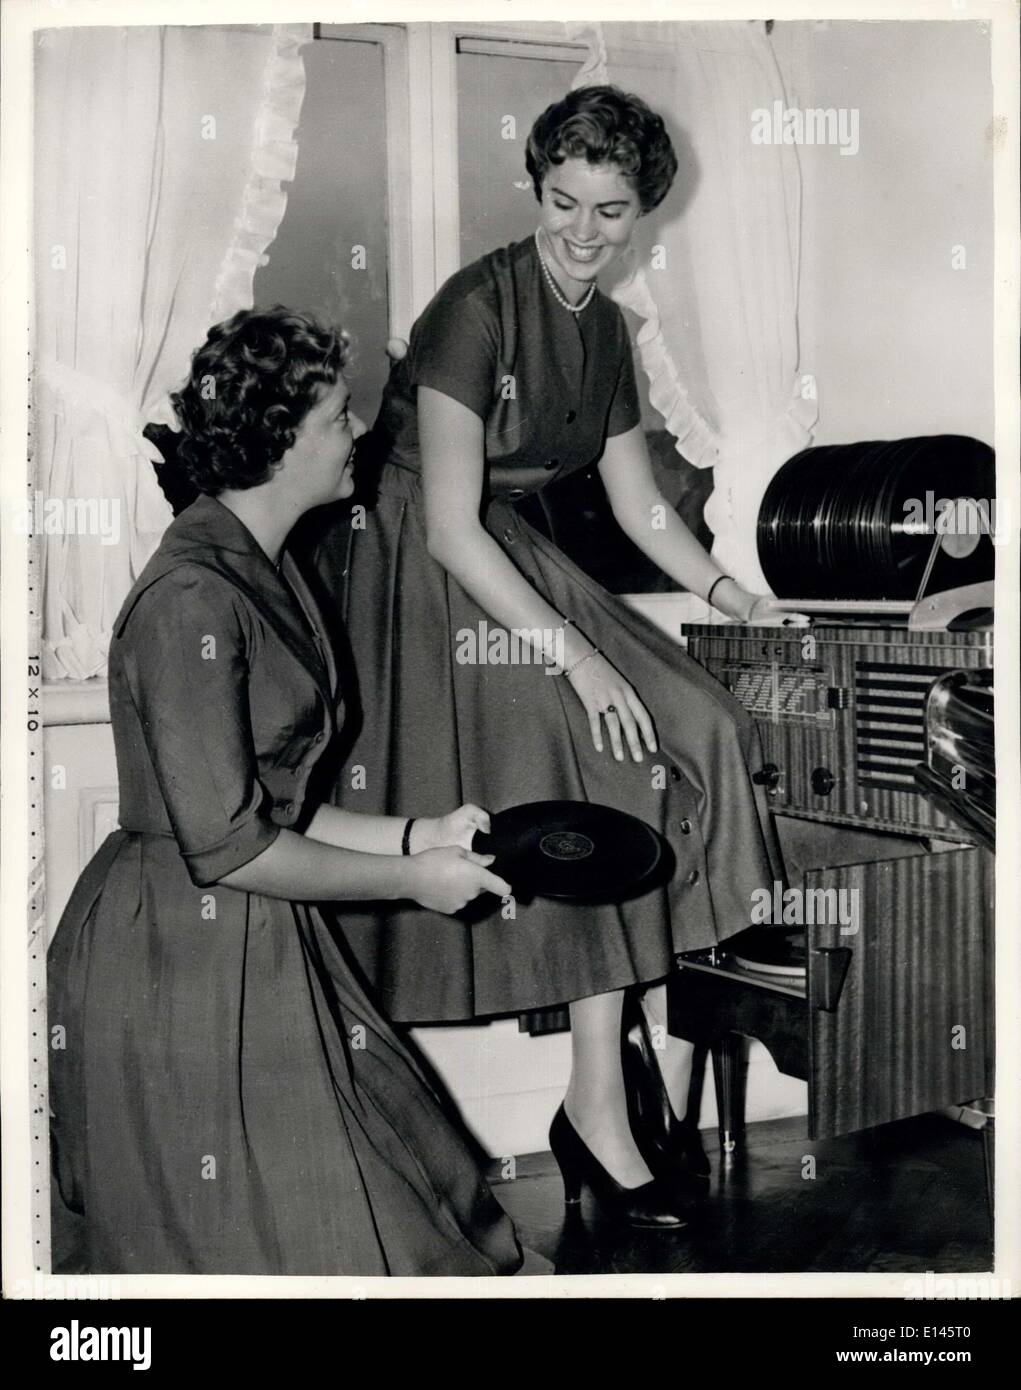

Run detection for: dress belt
[[486, 463, 554, 497], [381, 457, 568, 500]]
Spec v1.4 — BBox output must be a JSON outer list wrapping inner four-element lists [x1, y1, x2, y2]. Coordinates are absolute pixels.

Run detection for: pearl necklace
[[535, 231, 596, 314]]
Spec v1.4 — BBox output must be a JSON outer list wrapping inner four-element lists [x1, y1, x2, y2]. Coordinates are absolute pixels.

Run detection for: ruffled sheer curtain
[[568, 20, 817, 593], [34, 23, 311, 680]]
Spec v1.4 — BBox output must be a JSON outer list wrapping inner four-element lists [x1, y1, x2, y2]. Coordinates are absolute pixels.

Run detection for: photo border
[[2, 0, 1018, 1302]]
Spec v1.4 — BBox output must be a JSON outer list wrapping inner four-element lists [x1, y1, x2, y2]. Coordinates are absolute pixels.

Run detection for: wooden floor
[[488, 1113, 993, 1276]]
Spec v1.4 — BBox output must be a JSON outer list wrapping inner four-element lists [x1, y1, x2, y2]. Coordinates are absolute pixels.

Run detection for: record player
[[671, 435, 996, 1185], [684, 434, 995, 843]]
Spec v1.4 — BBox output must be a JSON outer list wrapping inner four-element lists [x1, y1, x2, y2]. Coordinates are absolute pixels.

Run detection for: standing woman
[[48, 308, 523, 1276], [308, 87, 784, 1224]]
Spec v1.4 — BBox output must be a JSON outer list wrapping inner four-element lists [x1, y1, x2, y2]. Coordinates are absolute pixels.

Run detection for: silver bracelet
[[563, 648, 600, 680], [542, 616, 574, 666]]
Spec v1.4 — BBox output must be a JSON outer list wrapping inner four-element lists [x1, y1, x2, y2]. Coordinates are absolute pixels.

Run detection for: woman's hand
[[413, 804, 490, 853], [710, 579, 773, 623], [742, 592, 776, 622], [567, 653, 657, 762], [407, 847, 511, 914], [735, 590, 810, 626], [727, 588, 809, 625]]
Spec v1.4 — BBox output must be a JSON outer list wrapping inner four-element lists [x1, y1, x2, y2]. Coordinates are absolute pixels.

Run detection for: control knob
[[752, 762, 781, 792]]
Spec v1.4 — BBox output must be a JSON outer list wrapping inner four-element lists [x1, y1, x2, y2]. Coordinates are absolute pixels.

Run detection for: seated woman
[[47, 307, 523, 1276], [306, 86, 785, 1225]]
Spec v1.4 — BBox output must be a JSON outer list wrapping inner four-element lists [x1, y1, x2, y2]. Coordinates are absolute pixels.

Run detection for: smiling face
[[284, 376, 365, 508], [538, 157, 642, 301]]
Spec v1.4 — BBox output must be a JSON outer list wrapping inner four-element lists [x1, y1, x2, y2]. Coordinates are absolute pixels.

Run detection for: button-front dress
[[47, 494, 523, 1276], [306, 235, 785, 1023]]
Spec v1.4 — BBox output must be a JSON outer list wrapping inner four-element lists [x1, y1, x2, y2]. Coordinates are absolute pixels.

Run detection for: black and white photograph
[[1, 0, 1019, 1333]]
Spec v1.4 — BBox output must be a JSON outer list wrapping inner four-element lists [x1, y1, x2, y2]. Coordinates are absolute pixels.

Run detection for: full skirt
[[47, 830, 523, 1276], [306, 465, 785, 1022]]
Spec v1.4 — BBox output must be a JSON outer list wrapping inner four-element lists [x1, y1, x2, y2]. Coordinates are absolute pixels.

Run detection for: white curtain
[[34, 23, 311, 680], [568, 20, 817, 593]]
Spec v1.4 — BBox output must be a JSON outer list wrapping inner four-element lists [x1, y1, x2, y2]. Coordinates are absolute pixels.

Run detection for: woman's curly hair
[[169, 307, 348, 494], [525, 85, 677, 214]]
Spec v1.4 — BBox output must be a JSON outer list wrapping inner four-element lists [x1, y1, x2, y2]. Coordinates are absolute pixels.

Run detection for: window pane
[[254, 37, 390, 423], [457, 50, 578, 266]]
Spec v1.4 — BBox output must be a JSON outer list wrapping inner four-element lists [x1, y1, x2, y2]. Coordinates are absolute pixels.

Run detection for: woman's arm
[[420, 386, 590, 663], [119, 569, 508, 915], [304, 806, 415, 855], [304, 802, 490, 854], [217, 826, 509, 915], [419, 386, 657, 763], [598, 424, 769, 621]]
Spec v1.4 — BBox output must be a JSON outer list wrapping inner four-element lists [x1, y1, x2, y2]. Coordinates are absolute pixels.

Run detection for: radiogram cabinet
[[670, 621, 995, 1157]]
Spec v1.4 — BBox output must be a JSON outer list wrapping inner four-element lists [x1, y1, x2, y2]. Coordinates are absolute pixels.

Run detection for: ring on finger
[[604, 705, 617, 716]]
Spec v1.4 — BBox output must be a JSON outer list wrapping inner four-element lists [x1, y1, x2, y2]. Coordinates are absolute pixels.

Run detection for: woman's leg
[[564, 989, 654, 1188], [640, 981, 697, 1121]]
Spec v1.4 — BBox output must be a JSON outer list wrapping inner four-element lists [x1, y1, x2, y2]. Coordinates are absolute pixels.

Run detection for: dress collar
[[116, 493, 337, 705], [171, 492, 282, 565]]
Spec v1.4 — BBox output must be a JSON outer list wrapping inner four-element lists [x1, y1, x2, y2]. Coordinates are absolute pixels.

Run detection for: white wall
[[412, 1016, 807, 1159], [770, 19, 994, 448]]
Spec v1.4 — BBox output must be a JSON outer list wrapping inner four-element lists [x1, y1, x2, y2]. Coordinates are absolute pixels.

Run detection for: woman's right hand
[[566, 652, 658, 762], [407, 847, 511, 915]]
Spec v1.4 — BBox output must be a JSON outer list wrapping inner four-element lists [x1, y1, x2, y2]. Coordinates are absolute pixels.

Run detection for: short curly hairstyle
[[169, 307, 348, 494], [525, 85, 677, 214]]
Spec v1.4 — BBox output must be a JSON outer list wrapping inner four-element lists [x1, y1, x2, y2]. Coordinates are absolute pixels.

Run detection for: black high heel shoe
[[622, 998, 711, 1186], [548, 1105, 690, 1229]]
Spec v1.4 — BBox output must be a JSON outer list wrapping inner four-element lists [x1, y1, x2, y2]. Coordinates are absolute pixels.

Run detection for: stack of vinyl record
[[757, 435, 996, 601]]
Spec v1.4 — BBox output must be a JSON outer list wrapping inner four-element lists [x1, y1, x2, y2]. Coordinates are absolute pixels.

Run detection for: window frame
[[427, 22, 591, 287], [315, 22, 426, 337], [314, 22, 606, 317]]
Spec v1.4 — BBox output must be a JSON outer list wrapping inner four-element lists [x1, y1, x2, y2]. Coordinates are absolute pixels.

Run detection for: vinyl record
[[722, 925, 807, 978], [472, 800, 664, 903]]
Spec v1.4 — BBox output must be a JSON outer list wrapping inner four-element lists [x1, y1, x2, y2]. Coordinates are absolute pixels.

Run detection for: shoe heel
[[548, 1101, 688, 1229], [549, 1105, 584, 1207], [623, 1002, 711, 1182]]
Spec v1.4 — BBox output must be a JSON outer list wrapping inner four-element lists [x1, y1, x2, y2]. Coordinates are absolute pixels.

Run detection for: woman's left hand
[[726, 587, 810, 625], [413, 804, 491, 853], [714, 581, 774, 623], [743, 592, 777, 622]]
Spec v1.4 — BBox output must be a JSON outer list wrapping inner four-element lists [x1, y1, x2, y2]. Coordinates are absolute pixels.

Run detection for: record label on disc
[[539, 831, 594, 861]]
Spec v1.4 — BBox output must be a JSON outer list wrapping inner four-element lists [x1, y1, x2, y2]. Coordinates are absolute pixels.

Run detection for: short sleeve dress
[[305, 235, 785, 1023], [47, 494, 522, 1276]]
